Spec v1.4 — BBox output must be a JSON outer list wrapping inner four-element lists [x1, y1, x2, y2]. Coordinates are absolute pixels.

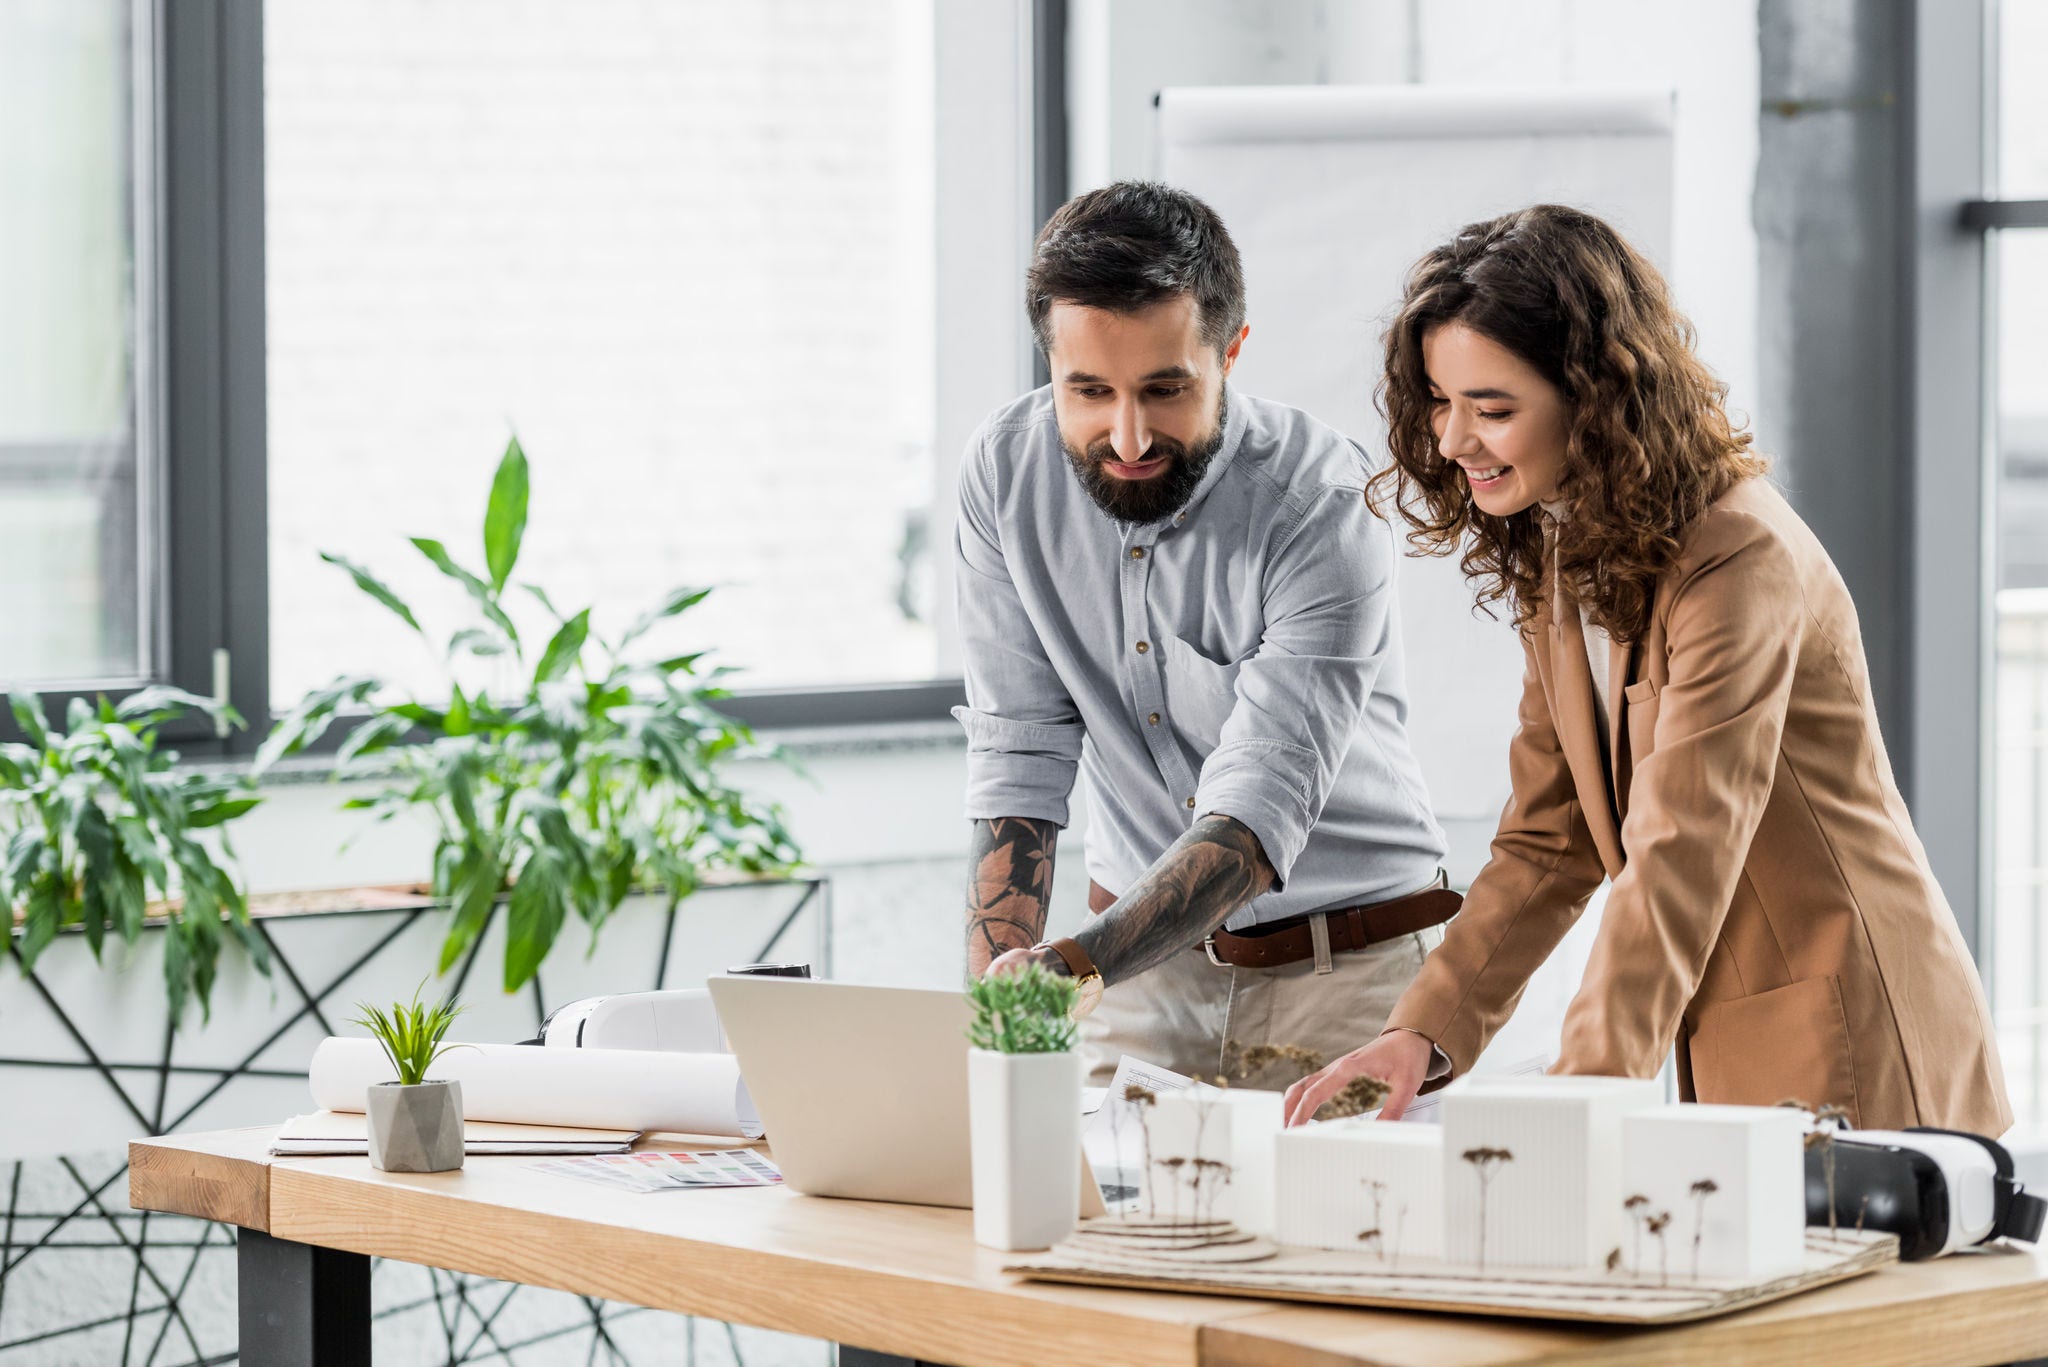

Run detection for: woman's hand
[[1283, 1029, 1435, 1127]]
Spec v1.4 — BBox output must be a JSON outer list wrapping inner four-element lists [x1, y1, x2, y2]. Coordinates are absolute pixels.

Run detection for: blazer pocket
[[1163, 635, 1242, 751], [1688, 976, 1861, 1125], [1623, 677, 1661, 762]]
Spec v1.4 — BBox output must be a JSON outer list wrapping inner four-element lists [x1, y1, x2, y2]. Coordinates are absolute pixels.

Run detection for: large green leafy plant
[[0, 689, 268, 1024], [260, 438, 801, 992]]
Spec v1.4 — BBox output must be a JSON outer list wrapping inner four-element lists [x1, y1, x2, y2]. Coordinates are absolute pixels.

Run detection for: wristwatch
[[1032, 937, 1105, 1019]]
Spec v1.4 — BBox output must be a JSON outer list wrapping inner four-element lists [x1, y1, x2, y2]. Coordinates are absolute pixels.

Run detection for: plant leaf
[[484, 437, 530, 592], [503, 849, 566, 991], [320, 552, 423, 635], [533, 610, 591, 685], [410, 537, 521, 652], [8, 693, 49, 749], [186, 795, 262, 829], [620, 586, 713, 650]]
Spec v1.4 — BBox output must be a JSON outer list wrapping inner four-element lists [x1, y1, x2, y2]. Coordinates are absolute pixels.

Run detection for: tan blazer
[[1386, 478, 2011, 1134]]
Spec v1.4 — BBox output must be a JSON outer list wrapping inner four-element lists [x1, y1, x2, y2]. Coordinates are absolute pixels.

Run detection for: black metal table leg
[[237, 1226, 373, 1366], [840, 1348, 949, 1367]]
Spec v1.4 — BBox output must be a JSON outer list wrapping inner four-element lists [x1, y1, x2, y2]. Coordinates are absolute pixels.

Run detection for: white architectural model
[[1441, 1075, 1662, 1271], [1146, 1087, 1285, 1234], [1274, 1120, 1442, 1260], [1620, 1104, 1807, 1281]]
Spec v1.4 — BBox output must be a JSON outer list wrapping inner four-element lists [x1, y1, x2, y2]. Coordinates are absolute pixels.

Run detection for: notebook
[[271, 1110, 641, 1156]]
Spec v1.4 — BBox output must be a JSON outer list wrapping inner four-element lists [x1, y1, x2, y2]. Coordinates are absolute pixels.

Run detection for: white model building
[[1620, 1104, 1807, 1281], [1274, 1120, 1443, 1260], [1441, 1074, 1663, 1271], [1145, 1086, 1285, 1234]]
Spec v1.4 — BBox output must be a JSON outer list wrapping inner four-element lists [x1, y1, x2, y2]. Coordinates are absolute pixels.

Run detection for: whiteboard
[[1157, 86, 1675, 823]]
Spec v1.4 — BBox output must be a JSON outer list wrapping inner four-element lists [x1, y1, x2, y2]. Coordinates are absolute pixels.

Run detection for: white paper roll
[[309, 1038, 762, 1139]]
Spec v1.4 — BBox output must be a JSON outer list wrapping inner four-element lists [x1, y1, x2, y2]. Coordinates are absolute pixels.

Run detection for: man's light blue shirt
[[952, 386, 1446, 933]]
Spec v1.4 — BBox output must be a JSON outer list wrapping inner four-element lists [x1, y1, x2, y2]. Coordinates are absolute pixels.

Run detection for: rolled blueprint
[[308, 1037, 761, 1139]]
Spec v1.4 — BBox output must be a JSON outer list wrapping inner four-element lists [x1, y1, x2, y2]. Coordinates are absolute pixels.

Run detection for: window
[[263, 0, 955, 710], [1, 0, 1043, 743], [1990, 0, 2048, 1133], [0, 0, 153, 688]]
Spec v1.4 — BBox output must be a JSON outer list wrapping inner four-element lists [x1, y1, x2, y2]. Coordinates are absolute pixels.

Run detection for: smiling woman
[[1285, 204, 2011, 1137]]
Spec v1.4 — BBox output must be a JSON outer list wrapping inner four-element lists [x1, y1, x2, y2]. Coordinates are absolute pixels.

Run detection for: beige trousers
[[1080, 922, 1445, 1087]]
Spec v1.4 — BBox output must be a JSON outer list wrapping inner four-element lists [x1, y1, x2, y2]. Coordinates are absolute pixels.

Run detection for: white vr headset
[[1815, 1127, 2046, 1260]]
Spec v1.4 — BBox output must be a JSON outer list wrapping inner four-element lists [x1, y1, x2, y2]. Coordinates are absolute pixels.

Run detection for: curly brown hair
[[1368, 204, 1767, 643]]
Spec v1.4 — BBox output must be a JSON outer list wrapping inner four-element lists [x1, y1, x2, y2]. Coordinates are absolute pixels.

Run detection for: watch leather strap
[[1035, 936, 1102, 986]]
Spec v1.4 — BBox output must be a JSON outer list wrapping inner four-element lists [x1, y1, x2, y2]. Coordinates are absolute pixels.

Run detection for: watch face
[[1072, 975, 1105, 1020]]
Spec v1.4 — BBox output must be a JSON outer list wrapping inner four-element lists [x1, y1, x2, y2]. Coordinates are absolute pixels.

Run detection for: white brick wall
[[264, 0, 938, 706]]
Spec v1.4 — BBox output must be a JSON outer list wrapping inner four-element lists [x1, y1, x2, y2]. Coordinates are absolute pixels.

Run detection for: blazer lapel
[[1548, 594, 1626, 878]]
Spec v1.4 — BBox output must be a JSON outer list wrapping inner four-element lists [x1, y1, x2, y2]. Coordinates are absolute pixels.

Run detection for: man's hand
[[982, 945, 1068, 979], [1284, 1028, 1435, 1127]]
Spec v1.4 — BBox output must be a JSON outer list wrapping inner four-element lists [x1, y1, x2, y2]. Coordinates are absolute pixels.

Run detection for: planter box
[[0, 877, 827, 1162], [1441, 1074, 1662, 1271], [1274, 1120, 1442, 1259], [1146, 1087, 1285, 1234], [1620, 1104, 1807, 1282]]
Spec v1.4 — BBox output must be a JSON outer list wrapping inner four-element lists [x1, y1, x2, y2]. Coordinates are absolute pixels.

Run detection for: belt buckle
[[1203, 935, 1228, 968]]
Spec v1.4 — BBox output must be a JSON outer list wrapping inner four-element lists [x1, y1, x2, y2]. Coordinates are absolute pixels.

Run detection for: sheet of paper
[[272, 1110, 639, 1155], [531, 1150, 783, 1193], [1083, 1055, 1197, 1208]]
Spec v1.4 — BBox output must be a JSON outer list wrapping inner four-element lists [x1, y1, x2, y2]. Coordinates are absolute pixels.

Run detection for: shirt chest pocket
[[1163, 635, 1243, 752]]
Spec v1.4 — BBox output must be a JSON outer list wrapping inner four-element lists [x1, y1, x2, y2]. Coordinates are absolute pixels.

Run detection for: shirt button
[[1148, 712, 1160, 725], [1129, 547, 1146, 560], [1135, 640, 1149, 654], [1185, 797, 1197, 810]]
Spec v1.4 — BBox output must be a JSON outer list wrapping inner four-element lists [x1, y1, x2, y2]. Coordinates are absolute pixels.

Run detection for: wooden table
[[129, 1127, 2048, 1367]]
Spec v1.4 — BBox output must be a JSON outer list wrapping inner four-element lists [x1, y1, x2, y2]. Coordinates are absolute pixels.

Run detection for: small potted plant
[[965, 962, 1081, 1251], [352, 984, 470, 1173]]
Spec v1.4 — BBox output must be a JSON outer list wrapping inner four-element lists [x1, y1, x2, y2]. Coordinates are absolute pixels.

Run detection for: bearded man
[[956, 180, 1455, 1087]]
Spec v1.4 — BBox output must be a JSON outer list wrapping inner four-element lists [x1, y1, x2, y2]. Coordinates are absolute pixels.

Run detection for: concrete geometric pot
[[366, 1079, 464, 1173]]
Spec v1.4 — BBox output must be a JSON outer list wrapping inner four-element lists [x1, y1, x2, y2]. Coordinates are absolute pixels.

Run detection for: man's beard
[[1063, 394, 1228, 527]]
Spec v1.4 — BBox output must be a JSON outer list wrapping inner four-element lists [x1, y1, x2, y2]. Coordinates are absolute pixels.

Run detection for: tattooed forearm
[[964, 816, 1060, 979], [1069, 815, 1274, 986]]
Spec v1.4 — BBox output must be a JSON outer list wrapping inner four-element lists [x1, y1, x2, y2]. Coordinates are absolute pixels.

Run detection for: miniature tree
[[1623, 1194, 1651, 1277], [1460, 1146, 1515, 1273], [1156, 1156, 1188, 1224], [1646, 1209, 1673, 1287], [1779, 1098, 1853, 1239], [1688, 1179, 1719, 1281], [1124, 1084, 1158, 1218], [1358, 1179, 1390, 1261]]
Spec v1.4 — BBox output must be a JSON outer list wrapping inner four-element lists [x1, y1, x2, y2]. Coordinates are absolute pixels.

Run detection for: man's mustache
[[1082, 437, 1187, 469]]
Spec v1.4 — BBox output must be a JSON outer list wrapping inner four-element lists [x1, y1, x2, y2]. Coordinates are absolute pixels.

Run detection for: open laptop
[[708, 975, 1104, 1214]]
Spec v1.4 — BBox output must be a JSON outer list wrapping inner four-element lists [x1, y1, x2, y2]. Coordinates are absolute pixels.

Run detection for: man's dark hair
[[1026, 181, 1246, 356]]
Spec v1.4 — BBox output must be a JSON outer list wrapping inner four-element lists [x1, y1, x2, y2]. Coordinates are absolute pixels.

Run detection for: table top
[[129, 1128, 2048, 1367]]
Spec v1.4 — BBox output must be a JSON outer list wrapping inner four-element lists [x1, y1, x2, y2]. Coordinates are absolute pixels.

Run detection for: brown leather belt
[[1086, 877, 1461, 970]]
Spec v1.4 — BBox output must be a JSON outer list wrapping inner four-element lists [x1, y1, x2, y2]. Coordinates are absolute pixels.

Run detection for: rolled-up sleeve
[[1195, 486, 1392, 886], [953, 431, 1085, 826]]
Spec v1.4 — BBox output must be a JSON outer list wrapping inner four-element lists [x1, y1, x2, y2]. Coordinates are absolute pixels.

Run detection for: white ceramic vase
[[968, 1048, 1081, 1251]]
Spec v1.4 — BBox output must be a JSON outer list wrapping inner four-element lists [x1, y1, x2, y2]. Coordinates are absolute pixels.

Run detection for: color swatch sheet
[[532, 1149, 783, 1193]]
